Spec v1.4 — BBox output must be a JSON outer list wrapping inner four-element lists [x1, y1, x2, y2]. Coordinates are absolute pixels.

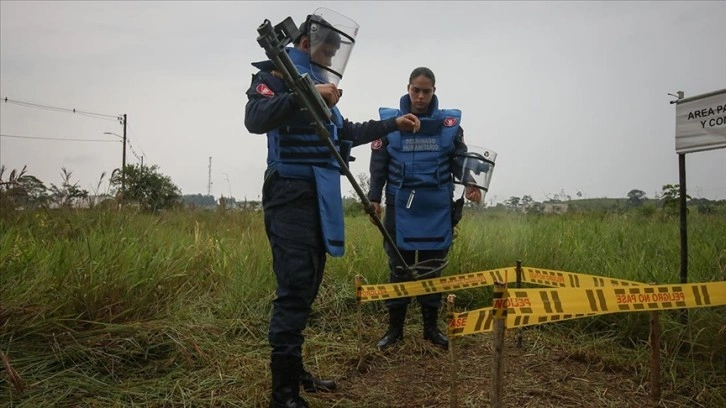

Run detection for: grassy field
[[1, 207, 725, 407]]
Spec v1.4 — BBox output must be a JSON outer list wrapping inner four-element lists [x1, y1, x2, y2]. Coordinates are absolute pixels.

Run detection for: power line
[[0, 133, 119, 142], [127, 139, 143, 162], [125, 125, 148, 163], [2, 97, 120, 121], [1, 97, 152, 167]]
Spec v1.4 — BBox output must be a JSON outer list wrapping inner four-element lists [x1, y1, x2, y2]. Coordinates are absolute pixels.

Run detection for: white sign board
[[675, 89, 726, 154]]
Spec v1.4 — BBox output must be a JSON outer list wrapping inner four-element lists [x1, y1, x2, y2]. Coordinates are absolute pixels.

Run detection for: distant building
[[543, 202, 568, 214], [45, 195, 109, 209]]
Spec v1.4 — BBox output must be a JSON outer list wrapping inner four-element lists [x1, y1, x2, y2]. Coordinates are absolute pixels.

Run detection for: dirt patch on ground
[[307, 329, 691, 408]]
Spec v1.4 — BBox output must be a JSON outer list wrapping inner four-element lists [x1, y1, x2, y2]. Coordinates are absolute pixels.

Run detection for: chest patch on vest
[[444, 117, 458, 127], [371, 139, 383, 151], [256, 83, 275, 97], [402, 137, 440, 152]]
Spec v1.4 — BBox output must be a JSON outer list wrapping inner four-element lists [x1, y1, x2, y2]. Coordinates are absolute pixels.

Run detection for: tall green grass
[[1, 207, 724, 406]]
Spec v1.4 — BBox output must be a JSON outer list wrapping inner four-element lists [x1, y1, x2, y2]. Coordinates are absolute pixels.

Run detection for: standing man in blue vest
[[244, 9, 420, 408], [368, 67, 482, 351]]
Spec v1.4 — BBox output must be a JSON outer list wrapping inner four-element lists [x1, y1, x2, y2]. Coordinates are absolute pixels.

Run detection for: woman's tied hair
[[409, 67, 436, 86]]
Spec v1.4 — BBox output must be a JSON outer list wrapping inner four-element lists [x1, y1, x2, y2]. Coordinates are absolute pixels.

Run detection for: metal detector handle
[[255, 18, 413, 276], [256, 19, 331, 123]]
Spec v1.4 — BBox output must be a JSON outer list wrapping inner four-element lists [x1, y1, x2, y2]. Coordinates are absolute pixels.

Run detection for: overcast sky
[[1, 1, 724, 204]]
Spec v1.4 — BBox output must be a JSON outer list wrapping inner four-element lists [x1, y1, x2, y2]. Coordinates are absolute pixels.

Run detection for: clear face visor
[[453, 146, 498, 197], [305, 8, 359, 86]]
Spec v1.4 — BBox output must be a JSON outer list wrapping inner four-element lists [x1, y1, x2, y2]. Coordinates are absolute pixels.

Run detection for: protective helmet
[[453, 146, 497, 195], [296, 8, 359, 85]]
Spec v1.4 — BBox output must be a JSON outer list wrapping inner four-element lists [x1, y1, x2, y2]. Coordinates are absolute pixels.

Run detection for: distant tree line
[[492, 186, 724, 215], [1, 164, 181, 212], [3, 166, 724, 216]]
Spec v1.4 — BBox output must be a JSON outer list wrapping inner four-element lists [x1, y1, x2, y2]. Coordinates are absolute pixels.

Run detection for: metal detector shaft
[[255, 18, 413, 276]]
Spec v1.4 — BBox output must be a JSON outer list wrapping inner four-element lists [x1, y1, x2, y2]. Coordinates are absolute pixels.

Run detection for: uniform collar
[[399, 94, 439, 117], [251, 47, 310, 72]]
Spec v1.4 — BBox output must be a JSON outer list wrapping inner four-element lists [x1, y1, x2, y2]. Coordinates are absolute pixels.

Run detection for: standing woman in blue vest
[[368, 67, 482, 350], [244, 10, 420, 408]]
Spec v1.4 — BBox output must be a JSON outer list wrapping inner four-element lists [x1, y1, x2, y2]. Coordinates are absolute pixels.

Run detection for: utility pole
[[122, 114, 127, 207], [670, 90, 687, 325], [207, 156, 212, 196], [223, 172, 232, 198]]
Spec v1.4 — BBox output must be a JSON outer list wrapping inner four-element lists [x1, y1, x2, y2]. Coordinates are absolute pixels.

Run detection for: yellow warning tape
[[492, 282, 507, 319], [356, 266, 647, 303], [505, 282, 725, 316], [357, 267, 723, 338], [356, 268, 516, 303], [521, 267, 644, 288], [448, 307, 597, 337], [448, 281, 726, 337]]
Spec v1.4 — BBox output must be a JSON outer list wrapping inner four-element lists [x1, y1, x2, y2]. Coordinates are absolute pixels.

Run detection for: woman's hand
[[465, 185, 481, 204]]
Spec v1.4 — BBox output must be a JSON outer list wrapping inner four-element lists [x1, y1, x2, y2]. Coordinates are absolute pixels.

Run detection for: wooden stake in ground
[[492, 281, 507, 408], [649, 310, 661, 404], [515, 260, 523, 349], [447, 294, 458, 408], [355, 275, 365, 371]]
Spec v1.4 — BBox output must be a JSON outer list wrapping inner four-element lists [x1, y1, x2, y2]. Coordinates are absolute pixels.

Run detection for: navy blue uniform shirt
[[244, 65, 399, 148]]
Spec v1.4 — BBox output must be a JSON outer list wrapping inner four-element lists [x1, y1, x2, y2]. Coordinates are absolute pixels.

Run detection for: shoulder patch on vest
[[256, 83, 275, 97], [371, 139, 383, 151], [444, 117, 458, 127]]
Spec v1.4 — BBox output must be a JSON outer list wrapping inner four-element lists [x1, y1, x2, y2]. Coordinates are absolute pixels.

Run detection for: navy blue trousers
[[382, 204, 448, 310], [263, 173, 325, 358]]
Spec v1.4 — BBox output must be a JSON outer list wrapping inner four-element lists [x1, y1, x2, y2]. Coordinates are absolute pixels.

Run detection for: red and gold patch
[[256, 83, 275, 97]]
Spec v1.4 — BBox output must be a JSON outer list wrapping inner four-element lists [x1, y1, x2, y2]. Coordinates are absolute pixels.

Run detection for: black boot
[[270, 355, 309, 408], [422, 306, 449, 349], [300, 368, 336, 393], [377, 307, 406, 349]]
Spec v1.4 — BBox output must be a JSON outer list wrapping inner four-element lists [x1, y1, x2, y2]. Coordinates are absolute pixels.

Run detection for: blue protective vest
[[265, 48, 350, 257], [380, 97, 461, 251]]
